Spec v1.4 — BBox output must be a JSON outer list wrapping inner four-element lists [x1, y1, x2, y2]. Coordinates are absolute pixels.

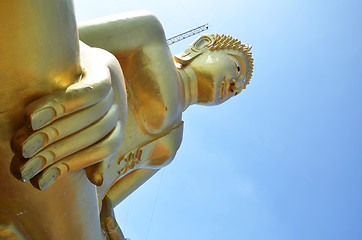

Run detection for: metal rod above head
[[167, 23, 209, 45]]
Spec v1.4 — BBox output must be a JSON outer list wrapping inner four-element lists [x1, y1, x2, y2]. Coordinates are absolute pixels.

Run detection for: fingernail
[[39, 168, 60, 191], [31, 108, 56, 130], [21, 156, 46, 182], [106, 216, 118, 232], [91, 173, 104, 186], [22, 133, 47, 158]]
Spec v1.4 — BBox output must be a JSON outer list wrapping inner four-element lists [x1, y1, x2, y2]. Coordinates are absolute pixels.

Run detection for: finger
[[26, 63, 112, 130], [10, 154, 27, 181], [85, 156, 114, 186], [11, 126, 33, 154], [32, 121, 123, 190], [17, 88, 115, 158], [104, 216, 124, 240], [20, 104, 120, 182], [100, 196, 125, 240]]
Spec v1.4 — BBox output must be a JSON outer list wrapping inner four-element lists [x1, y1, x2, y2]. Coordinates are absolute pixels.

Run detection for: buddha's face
[[190, 51, 249, 105], [175, 34, 253, 106]]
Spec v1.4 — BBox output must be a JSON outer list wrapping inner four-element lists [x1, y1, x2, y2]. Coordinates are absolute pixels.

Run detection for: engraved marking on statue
[[1, 4, 253, 239]]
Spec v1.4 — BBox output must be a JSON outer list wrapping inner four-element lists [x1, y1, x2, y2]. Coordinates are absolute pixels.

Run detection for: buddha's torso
[[97, 72, 185, 198]]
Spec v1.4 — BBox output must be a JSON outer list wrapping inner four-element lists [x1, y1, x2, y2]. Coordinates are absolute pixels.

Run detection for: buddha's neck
[[177, 64, 198, 111]]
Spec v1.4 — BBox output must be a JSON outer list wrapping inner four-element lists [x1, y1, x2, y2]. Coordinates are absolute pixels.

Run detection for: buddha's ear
[[193, 34, 214, 50], [174, 51, 202, 65], [174, 34, 214, 65]]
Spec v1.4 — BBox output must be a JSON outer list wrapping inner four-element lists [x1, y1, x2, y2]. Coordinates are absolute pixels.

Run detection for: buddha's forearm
[[78, 10, 167, 59], [106, 168, 159, 207]]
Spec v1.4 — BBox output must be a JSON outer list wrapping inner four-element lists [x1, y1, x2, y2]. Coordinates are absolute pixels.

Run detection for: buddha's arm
[[107, 168, 159, 206], [79, 11, 185, 135], [78, 10, 166, 59]]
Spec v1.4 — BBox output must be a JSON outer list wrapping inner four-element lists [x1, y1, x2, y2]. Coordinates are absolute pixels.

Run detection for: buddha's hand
[[11, 42, 127, 190]]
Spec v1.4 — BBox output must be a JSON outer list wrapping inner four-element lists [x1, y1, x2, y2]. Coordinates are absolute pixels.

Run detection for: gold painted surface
[[0, 1, 104, 239], [1, 4, 253, 240], [77, 12, 253, 208], [100, 196, 125, 240]]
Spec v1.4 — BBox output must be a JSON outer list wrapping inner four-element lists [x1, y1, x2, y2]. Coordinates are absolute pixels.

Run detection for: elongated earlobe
[[174, 35, 214, 65], [194, 35, 213, 50], [174, 51, 202, 65]]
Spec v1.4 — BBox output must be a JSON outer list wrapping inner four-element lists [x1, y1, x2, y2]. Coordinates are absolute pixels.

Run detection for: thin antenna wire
[[112, 0, 125, 11], [124, 198, 130, 236], [175, 0, 199, 25], [145, 169, 165, 240], [167, 24, 209, 45]]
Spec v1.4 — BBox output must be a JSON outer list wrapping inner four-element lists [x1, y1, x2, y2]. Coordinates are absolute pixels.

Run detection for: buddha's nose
[[230, 79, 239, 93]]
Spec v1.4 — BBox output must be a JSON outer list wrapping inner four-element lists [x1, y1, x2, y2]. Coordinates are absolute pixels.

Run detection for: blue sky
[[74, 0, 362, 239]]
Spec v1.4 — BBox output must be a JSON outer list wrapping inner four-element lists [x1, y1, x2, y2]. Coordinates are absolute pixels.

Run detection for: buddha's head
[[175, 34, 253, 106]]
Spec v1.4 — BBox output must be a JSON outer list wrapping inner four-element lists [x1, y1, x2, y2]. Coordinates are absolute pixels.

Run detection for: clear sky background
[[74, 0, 362, 239]]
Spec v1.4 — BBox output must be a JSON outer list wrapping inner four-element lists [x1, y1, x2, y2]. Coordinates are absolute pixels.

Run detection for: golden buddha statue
[[1, 2, 253, 239]]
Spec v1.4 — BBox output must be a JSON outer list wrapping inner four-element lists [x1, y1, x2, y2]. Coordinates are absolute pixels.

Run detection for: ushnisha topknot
[[208, 34, 254, 86]]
